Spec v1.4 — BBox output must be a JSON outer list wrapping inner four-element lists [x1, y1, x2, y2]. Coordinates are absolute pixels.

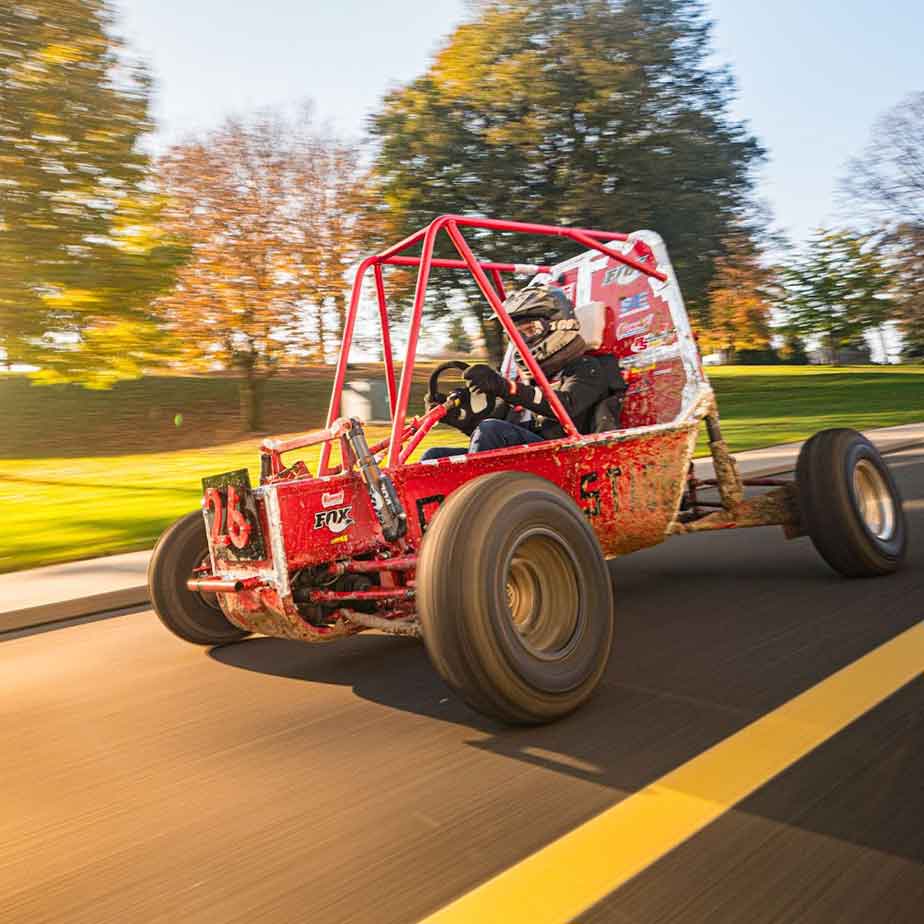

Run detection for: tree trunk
[[334, 291, 347, 354], [239, 372, 265, 432], [477, 310, 505, 365], [317, 306, 327, 362]]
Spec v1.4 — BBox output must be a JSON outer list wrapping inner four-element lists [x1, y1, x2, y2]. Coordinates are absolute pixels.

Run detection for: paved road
[[2, 447, 922, 924]]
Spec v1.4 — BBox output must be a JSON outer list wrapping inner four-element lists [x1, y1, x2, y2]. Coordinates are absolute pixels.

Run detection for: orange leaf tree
[[700, 232, 774, 361], [156, 109, 364, 430]]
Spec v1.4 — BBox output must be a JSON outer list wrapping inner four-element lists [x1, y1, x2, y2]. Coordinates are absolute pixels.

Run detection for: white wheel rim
[[852, 459, 896, 541]]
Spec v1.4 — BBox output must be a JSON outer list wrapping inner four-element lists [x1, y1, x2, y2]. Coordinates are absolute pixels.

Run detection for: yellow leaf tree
[[156, 109, 364, 430], [701, 234, 773, 361]]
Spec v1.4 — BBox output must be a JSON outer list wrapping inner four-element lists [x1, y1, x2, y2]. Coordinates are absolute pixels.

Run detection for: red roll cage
[[319, 215, 669, 475]]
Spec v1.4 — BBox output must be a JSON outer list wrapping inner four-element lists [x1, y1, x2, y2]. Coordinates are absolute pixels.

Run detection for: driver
[[421, 284, 611, 459]]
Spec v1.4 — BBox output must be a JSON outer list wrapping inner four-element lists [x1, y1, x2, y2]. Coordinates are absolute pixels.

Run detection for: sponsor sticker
[[321, 490, 345, 509], [313, 505, 354, 533], [629, 336, 649, 353], [602, 264, 640, 287], [646, 330, 678, 349], [617, 314, 654, 339], [619, 292, 650, 315]]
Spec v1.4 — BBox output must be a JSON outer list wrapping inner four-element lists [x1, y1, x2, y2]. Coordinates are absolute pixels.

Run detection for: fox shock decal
[[345, 420, 408, 542]]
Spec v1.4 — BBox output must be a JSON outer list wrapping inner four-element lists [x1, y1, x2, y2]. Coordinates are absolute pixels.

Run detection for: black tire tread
[[417, 472, 614, 724], [796, 428, 906, 578], [148, 511, 250, 645]]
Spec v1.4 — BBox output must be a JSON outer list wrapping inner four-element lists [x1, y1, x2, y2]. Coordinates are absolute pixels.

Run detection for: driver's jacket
[[485, 355, 611, 439]]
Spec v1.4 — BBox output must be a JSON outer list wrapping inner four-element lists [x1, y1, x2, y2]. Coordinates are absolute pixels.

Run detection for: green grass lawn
[[702, 365, 924, 452], [3, 365, 922, 574], [0, 425, 463, 574]]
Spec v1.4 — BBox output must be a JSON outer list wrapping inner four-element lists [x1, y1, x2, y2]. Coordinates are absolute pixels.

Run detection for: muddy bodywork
[[193, 216, 801, 643]]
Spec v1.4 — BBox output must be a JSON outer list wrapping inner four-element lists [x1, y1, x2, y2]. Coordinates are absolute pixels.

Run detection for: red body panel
[[200, 216, 714, 643]]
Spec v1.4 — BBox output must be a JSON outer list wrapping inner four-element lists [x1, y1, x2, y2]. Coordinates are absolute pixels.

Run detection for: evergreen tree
[[369, 0, 764, 357], [775, 230, 893, 365]]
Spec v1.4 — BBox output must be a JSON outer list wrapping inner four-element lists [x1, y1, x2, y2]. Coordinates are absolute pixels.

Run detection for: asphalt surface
[[2, 446, 922, 924]]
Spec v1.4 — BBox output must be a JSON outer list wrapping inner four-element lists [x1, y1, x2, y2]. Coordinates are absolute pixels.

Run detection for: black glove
[[426, 390, 468, 431], [463, 364, 508, 398]]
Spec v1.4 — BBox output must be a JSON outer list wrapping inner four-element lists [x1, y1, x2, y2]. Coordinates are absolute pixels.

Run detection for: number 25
[[205, 486, 252, 550]]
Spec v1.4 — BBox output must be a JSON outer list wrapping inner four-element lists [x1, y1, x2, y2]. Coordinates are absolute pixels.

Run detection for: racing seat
[[575, 301, 626, 433]]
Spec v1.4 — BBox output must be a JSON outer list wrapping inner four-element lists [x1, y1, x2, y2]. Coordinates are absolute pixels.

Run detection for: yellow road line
[[421, 622, 924, 924]]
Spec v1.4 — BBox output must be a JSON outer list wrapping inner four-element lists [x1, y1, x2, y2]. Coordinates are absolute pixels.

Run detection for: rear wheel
[[148, 511, 250, 645], [417, 472, 614, 724], [796, 428, 907, 577]]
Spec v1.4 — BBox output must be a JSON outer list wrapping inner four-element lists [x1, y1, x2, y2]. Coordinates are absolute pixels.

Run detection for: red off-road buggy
[[149, 216, 908, 724]]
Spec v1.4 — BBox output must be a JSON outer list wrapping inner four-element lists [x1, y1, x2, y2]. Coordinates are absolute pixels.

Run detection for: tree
[[701, 231, 773, 361], [368, 0, 764, 357], [775, 230, 893, 365], [888, 224, 924, 361], [780, 332, 809, 365], [445, 316, 473, 354], [842, 91, 924, 228], [0, 0, 183, 383], [156, 109, 364, 430], [842, 94, 924, 361]]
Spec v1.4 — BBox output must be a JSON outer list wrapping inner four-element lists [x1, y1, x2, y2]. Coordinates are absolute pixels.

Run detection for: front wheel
[[148, 511, 251, 645], [417, 472, 615, 724], [796, 428, 907, 577]]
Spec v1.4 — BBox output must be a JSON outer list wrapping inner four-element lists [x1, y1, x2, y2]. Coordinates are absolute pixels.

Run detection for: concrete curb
[[707, 437, 924, 482], [0, 586, 150, 634]]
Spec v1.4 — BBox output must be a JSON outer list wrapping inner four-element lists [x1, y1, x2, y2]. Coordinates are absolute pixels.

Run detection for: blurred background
[[2, 0, 923, 574]]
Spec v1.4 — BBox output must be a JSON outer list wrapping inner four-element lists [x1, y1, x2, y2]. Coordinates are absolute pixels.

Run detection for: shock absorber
[[345, 419, 408, 542]]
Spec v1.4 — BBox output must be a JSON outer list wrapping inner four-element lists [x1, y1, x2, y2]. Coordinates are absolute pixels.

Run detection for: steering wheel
[[427, 360, 497, 429]]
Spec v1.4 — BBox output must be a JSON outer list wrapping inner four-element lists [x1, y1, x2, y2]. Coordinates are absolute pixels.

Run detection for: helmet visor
[[514, 317, 547, 346]]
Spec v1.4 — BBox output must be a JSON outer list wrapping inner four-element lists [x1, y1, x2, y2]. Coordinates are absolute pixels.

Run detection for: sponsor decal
[[617, 314, 654, 340], [627, 329, 679, 355], [619, 292, 650, 315], [646, 330, 679, 349], [313, 505, 354, 533], [321, 489, 345, 509], [602, 264, 639, 287], [330, 534, 349, 545]]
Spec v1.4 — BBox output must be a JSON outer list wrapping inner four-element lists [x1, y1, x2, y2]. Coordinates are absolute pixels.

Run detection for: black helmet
[[504, 284, 576, 324], [501, 284, 586, 376]]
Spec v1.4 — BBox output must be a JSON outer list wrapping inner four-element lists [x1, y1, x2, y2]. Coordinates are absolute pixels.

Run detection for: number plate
[[201, 469, 266, 562]]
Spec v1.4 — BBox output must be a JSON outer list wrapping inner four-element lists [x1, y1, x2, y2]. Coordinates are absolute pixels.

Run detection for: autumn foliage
[[700, 235, 773, 359], [156, 110, 365, 429]]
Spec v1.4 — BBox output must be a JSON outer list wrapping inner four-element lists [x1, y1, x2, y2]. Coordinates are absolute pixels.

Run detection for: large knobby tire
[[148, 511, 250, 645], [796, 428, 907, 578], [417, 472, 615, 725]]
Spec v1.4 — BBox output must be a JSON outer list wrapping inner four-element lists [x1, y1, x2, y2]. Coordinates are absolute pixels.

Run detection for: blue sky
[[116, 0, 924, 243]]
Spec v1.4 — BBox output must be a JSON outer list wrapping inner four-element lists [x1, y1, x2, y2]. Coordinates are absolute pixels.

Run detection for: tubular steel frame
[[318, 215, 669, 476]]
